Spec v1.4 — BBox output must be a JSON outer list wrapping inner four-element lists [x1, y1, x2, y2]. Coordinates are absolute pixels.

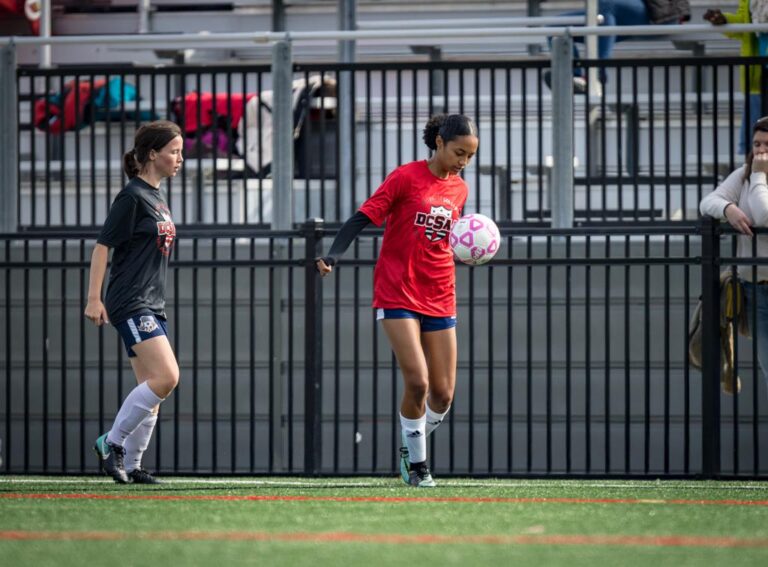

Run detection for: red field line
[[1, 530, 768, 548], [2, 493, 768, 506]]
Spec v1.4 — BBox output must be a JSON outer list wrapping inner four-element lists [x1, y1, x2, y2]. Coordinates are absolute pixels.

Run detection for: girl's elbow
[[698, 199, 717, 218], [754, 213, 768, 228]]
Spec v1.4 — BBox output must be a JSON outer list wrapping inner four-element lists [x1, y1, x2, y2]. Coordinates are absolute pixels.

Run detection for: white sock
[[425, 404, 450, 437], [400, 413, 427, 464], [123, 413, 158, 473], [106, 382, 164, 446]]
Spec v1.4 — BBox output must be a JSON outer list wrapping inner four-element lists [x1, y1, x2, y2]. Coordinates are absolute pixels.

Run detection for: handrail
[[2, 23, 768, 47], [356, 16, 593, 29]]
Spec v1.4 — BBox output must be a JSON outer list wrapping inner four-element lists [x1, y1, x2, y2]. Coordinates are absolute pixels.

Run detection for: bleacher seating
[[11, 1, 742, 66]]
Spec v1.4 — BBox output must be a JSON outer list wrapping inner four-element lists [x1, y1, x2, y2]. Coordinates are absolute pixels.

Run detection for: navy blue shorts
[[113, 311, 168, 358], [376, 308, 456, 332]]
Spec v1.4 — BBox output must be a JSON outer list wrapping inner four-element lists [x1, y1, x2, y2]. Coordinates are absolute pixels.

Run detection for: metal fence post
[[272, 0, 286, 31], [585, 0, 600, 96], [337, 76, 354, 220], [40, 0, 51, 68], [526, 0, 541, 55], [0, 43, 17, 233], [138, 0, 152, 33], [272, 39, 294, 230], [700, 216, 721, 478], [338, 0, 356, 220], [551, 34, 574, 229], [270, 40, 294, 471], [304, 218, 324, 475]]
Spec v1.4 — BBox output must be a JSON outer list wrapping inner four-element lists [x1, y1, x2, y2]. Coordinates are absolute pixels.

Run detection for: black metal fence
[[575, 55, 768, 225], [17, 56, 767, 228], [1, 225, 303, 474], [2, 219, 766, 477]]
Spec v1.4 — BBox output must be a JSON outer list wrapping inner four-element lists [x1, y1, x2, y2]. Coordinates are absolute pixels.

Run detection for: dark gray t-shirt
[[97, 177, 176, 324]]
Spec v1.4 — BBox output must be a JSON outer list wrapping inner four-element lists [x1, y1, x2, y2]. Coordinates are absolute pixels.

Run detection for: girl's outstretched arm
[[316, 211, 372, 275]]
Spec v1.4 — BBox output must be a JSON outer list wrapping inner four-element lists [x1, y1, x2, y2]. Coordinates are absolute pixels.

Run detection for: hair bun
[[422, 114, 477, 151]]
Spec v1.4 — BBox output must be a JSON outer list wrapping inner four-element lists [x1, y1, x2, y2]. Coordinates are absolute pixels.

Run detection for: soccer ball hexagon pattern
[[449, 213, 501, 266]]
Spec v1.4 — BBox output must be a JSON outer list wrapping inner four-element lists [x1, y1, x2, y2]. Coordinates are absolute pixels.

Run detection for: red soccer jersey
[[359, 160, 468, 317]]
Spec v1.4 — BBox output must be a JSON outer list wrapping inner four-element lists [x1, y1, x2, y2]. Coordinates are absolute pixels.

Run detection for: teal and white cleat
[[408, 464, 436, 488], [399, 431, 410, 485], [93, 433, 129, 484]]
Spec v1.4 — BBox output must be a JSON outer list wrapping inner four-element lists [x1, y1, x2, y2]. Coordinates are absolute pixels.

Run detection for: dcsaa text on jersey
[[414, 205, 453, 242]]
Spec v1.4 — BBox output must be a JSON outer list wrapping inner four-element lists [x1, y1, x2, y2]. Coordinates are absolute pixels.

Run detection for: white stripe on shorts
[[376, 308, 384, 321], [126, 318, 142, 344]]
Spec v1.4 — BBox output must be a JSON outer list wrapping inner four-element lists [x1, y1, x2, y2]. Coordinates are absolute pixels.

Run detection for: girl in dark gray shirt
[[85, 120, 183, 484]]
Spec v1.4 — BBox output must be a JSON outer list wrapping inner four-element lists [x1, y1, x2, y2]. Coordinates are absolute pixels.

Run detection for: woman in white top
[[700, 116, 768, 385]]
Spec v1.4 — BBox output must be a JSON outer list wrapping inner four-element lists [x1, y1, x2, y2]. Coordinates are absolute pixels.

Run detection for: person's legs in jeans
[[546, 10, 587, 78], [594, 1, 651, 71], [554, 1, 647, 83], [610, 0, 652, 33], [739, 94, 763, 155], [594, 10, 616, 84], [743, 282, 768, 390]]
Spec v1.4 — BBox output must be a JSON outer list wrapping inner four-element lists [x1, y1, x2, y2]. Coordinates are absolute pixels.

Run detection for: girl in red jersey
[[317, 114, 478, 487]]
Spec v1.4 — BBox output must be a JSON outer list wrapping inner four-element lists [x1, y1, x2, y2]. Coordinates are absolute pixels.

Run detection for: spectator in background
[[700, 117, 768, 394], [545, 0, 690, 94], [705, 3, 763, 154]]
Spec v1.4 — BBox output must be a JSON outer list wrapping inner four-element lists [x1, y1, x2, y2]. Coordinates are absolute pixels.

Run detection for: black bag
[[643, 0, 691, 24]]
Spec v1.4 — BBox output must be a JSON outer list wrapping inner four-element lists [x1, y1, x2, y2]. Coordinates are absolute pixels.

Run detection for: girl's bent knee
[[166, 369, 180, 392], [404, 380, 429, 402], [151, 369, 179, 398], [430, 392, 454, 411]]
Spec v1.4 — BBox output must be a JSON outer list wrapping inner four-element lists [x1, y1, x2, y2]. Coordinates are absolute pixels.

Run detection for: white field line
[[1, 477, 768, 490]]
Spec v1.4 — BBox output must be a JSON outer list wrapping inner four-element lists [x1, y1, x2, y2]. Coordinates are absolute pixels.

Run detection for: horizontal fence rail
[[5, 23, 768, 47], [15, 55, 767, 229], [1, 219, 766, 477]]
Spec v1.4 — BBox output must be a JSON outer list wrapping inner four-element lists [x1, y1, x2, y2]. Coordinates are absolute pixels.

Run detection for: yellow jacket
[[722, 0, 762, 94]]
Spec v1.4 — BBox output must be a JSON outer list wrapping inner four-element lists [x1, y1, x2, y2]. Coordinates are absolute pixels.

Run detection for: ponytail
[[123, 148, 140, 179]]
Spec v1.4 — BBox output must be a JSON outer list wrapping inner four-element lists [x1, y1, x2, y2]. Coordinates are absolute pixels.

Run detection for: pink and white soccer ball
[[449, 213, 501, 266]]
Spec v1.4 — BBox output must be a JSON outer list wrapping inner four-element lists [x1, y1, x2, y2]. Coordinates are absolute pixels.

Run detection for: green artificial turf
[[1, 477, 768, 567]]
